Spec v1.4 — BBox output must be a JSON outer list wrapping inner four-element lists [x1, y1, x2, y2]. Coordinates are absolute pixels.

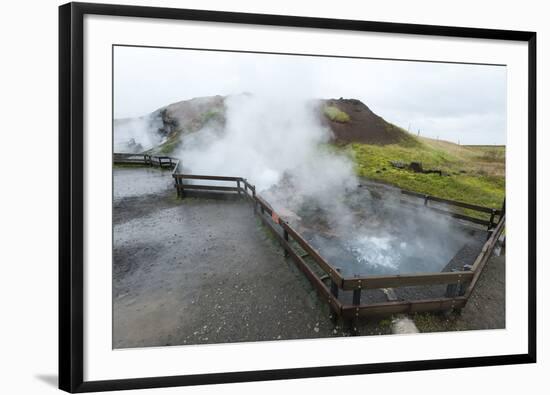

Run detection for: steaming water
[[348, 235, 401, 272], [305, 224, 472, 276], [114, 113, 165, 153], [291, 180, 480, 276]]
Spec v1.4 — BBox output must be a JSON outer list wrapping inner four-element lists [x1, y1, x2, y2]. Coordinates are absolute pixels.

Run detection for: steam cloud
[[177, 93, 357, 195], [174, 92, 474, 276], [114, 113, 165, 153]]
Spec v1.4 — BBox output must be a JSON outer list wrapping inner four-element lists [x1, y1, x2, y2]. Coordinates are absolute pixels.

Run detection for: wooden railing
[[113, 153, 176, 169], [169, 169, 506, 327], [400, 189, 503, 229], [340, 214, 505, 320]]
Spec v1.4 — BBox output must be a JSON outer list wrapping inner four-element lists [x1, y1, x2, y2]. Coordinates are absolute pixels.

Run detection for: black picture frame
[[59, 2, 537, 392]]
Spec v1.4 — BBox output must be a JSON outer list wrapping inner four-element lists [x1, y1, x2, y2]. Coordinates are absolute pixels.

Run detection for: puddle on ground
[[114, 168, 173, 201]]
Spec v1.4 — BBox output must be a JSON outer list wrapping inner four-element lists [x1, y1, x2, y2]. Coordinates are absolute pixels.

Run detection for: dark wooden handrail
[[401, 189, 502, 215], [113, 153, 178, 169], [173, 174, 243, 181]]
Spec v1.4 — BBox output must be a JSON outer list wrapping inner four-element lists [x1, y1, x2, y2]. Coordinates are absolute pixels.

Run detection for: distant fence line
[[400, 189, 504, 230], [113, 153, 176, 169]]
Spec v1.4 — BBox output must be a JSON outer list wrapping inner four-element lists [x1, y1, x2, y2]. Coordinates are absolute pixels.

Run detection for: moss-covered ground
[[341, 136, 505, 211]]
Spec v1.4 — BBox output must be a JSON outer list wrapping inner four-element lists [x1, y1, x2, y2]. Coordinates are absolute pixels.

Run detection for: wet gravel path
[[114, 167, 173, 202], [457, 255, 505, 329], [113, 191, 390, 348]]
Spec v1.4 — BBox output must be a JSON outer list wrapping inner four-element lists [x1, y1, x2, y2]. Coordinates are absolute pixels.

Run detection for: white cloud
[[114, 46, 506, 145]]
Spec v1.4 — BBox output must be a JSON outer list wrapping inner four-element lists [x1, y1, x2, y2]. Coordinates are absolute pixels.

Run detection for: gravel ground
[[413, 255, 505, 332], [114, 167, 173, 202]]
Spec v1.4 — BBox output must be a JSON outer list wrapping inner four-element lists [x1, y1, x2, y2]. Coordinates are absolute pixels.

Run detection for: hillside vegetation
[[323, 106, 351, 123], [347, 137, 505, 210]]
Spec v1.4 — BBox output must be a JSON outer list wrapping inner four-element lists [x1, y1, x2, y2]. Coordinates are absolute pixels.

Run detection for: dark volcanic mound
[[320, 98, 409, 145], [114, 95, 412, 155]]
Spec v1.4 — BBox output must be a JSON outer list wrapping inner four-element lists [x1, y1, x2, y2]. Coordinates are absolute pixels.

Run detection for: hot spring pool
[[287, 181, 487, 276]]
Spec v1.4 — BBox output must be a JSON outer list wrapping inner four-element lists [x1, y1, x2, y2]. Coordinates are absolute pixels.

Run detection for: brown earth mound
[[163, 95, 226, 133], [115, 95, 411, 155], [319, 98, 410, 145], [159, 95, 410, 146]]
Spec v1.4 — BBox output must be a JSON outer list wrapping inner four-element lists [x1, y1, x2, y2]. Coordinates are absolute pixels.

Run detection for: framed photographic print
[[59, 2, 537, 392]]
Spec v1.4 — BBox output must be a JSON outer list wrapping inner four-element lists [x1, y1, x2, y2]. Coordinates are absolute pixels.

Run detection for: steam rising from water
[[177, 93, 356, 194], [174, 93, 474, 275], [348, 235, 401, 271], [114, 114, 165, 153]]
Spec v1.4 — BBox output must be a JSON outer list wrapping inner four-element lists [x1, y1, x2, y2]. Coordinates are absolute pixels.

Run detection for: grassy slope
[[346, 136, 505, 210], [147, 109, 224, 155]]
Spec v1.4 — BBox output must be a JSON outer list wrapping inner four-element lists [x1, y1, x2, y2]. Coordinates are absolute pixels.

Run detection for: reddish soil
[[117, 95, 411, 154], [160, 95, 411, 147], [319, 98, 409, 145]]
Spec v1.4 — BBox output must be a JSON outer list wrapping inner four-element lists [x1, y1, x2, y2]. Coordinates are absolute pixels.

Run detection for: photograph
[[112, 45, 507, 349], [1, 0, 543, 393]]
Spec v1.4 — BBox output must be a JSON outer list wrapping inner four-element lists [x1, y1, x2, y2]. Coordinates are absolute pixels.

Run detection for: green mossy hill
[[346, 137, 505, 211]]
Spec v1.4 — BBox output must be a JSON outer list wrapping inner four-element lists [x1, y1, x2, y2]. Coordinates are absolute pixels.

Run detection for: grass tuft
[[324, 106, 351, 123]]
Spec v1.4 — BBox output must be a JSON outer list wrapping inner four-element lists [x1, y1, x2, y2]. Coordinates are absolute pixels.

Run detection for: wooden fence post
[[499, 198, 506, 252], [252, 187, 257, 213], [283, 229, 290, 257], [330, 280, 339, 299], [458, 265, 471, 297], [177, 178, 184, 199], [329, 279, 340, 324], [488, 209, 496, 231], [445, 269, 461, 298], [174, 177, 181, 198], [350, 277, 362, 335], [353, 288, 361, 305]]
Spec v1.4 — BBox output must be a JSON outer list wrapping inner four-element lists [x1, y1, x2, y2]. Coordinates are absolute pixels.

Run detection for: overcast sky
[[114, 46, 506, 145]]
